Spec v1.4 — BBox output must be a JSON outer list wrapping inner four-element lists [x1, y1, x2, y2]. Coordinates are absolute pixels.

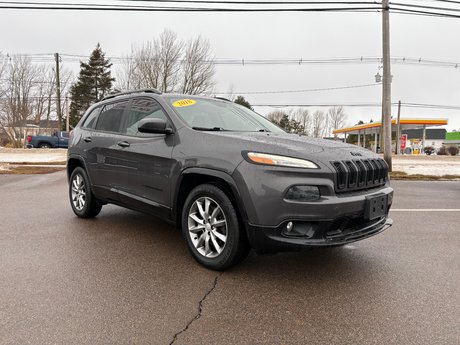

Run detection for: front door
[[115, 97, 176, 218]]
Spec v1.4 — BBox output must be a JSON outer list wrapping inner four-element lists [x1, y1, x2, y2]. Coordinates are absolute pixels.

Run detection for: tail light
[[27, 135, 32, 143]]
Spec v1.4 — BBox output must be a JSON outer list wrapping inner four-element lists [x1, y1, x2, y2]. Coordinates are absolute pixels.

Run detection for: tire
[[38, 143, 51, 148], [69, 167, 102, 218], [182, 184, 250, 270]]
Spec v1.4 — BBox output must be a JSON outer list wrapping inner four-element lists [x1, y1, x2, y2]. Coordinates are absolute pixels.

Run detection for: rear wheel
[[69, 167, 102, 218], [182, 184, 250, 270]]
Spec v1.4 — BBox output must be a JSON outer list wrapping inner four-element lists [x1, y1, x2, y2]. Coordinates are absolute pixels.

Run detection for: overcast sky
[[1, 0, 459, 131]]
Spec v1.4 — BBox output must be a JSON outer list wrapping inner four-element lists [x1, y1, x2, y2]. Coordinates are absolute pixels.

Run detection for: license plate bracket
[[364, 194, 388, 220]]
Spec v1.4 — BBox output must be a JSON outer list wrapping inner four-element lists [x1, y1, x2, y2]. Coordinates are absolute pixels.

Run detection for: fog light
[[285, 185, 320, 202], [282, 221, 317, 238]]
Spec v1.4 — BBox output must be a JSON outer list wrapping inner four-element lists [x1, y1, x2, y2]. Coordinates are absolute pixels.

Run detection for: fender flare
[[67, 154, 91, 184], [173, 167, 248, 224]]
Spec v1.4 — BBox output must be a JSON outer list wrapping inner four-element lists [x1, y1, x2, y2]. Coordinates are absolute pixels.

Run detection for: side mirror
[[138, 118, 173, 135]]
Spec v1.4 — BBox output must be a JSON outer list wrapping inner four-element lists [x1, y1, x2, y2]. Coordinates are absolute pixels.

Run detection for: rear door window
[[95, 100, 129, 133]]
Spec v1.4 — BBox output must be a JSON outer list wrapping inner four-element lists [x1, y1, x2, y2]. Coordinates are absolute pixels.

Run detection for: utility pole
[[382, 0, 392, 171], [65, 93, 70, 132], [54, 53, 62, 129], [395, 100, 401, 154], [381, 0, 393, 169]]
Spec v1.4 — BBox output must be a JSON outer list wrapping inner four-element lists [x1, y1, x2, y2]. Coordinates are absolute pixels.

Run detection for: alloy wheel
[[188, 197, 228, 258], [71, 174, 86, 211]]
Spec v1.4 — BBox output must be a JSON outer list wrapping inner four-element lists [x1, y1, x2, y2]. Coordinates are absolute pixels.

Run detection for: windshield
[[167, 96, 284, 133]]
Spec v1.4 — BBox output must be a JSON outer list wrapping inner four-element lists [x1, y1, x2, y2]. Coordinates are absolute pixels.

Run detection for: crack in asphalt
[[169, 272, 223, 345]]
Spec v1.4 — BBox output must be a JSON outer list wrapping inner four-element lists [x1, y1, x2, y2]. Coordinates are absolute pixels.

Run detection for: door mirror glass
[[138, 118, 172, 134]]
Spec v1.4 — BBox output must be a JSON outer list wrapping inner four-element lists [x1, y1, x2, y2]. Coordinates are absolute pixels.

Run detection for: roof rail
[[101, 88, 162, 101], [214, 96, 232, 102]]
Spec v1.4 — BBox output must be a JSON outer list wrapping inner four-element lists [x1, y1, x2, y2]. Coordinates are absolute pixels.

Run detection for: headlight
[[245, 152, 319, 169]]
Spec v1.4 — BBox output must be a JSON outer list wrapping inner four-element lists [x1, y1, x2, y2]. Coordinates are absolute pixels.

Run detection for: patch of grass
[[390, 171, 460, 181], [0, 166, 65, 175]]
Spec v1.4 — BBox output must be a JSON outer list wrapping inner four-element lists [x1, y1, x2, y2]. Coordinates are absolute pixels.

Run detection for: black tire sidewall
[[69, 167, 100, 218], [182, 184, 241, 270]]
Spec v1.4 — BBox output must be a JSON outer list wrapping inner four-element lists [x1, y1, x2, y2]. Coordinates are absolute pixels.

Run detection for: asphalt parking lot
[[0, 172, 459, 345]]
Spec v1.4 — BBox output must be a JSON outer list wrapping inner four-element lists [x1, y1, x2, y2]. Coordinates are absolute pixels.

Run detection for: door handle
[[117, 141, 130, 148], [83, 136, 92, 143]]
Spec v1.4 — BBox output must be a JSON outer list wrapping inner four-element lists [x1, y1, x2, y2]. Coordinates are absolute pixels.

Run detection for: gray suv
[[67, 89, 393, 270]]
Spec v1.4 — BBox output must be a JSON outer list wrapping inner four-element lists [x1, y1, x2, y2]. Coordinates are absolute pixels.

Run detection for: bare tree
[[312, 110, 326, 138], [0, 53, 7, 98], [116, 30, 215, 94], [290, 108, 310, 135], [134, 41, 162, 89], [0, 56, 41, 142], [267, 110, 287, 124], [327, 106, 347, 137], [181, 36, 215, 94], [116, 53, 141, 90], [225, 84, 236, 101], [157, 29, 182, 93]]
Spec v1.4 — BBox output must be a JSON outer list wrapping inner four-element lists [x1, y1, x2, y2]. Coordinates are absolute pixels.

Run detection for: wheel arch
[[67, 156, 89, 182], [173, 168, 248, 231]]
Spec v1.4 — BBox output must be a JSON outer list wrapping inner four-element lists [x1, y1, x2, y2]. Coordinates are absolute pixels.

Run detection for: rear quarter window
[[82, 107, 102, 129]]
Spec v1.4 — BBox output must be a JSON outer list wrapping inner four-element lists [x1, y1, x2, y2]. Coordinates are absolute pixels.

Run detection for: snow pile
[[392, 156, 460, 176], [0, 149, 67, 163]]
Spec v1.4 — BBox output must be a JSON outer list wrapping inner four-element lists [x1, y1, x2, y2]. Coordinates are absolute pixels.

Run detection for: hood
[[204, 131, 373, 159]]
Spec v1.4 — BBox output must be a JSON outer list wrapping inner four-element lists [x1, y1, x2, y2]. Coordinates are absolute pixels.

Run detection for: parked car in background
[[67, 89, 393, 270], [27, 131, 69, 148]]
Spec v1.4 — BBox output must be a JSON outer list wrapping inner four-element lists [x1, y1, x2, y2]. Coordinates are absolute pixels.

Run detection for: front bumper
[[233, 160, 394, 251], [247, 216, 393, 251]]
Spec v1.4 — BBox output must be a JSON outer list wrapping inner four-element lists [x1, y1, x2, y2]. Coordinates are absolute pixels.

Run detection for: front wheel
[[182, 184, 250, 270], [69, 167, 102, 218]]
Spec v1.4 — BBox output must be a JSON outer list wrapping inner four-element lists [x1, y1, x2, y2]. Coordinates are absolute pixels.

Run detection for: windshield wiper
[[192, 126, 226, 131], [257, 129, 270, 132]]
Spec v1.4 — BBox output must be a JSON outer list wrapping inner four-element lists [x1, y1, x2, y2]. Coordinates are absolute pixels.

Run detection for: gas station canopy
[[333, 118, 448, 135]]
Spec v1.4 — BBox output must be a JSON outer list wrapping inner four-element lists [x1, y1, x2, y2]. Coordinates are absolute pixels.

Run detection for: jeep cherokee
[[67, 89, 393, 270]]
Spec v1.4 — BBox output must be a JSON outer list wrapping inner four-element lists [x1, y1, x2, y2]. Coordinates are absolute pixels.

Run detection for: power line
[[251, 102, 460, 110], [391, 1, 460, 13], [216, 83, 381, 94], [5, 53, 460, 69], [0, 0, 382, 11], [115, 1, 382, 4], [0, 6, 381, 12], [431, 0, 460, 5]]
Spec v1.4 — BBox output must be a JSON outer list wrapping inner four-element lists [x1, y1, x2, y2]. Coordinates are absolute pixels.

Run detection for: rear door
[[115, 97, 176, 218], [85, 99, 130, 201]]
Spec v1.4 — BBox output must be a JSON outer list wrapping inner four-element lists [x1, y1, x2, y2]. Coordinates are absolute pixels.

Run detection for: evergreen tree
[[69, 43, 115, 127], [234, 95, 253, 110]]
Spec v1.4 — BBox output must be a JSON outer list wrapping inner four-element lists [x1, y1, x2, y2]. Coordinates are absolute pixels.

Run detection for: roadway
[[0, 172, 459, 344]]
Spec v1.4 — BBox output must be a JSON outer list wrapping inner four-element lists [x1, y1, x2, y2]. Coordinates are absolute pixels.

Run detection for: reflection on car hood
[[211, 131, 362, 154]]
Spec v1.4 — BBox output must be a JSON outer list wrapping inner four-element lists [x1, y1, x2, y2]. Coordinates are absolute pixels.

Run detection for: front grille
[[331, 158, 388, 193]]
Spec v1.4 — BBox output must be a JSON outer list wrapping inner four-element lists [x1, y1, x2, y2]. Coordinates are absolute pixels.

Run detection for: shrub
[[447, 146, 459, 156], [4, 140, 23, 148], [437, 146, 448, 155]]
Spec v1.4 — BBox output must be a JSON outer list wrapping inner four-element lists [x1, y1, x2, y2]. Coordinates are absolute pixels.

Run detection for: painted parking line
[[390, 209, 460, 212]]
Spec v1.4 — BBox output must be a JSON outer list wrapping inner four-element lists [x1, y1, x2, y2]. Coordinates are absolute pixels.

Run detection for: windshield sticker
[[173, 99, 196, 108]]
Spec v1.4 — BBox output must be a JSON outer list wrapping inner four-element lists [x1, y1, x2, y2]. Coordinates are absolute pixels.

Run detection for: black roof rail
[[101, 88, 162, 101], [214, 96, 232, 102]]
